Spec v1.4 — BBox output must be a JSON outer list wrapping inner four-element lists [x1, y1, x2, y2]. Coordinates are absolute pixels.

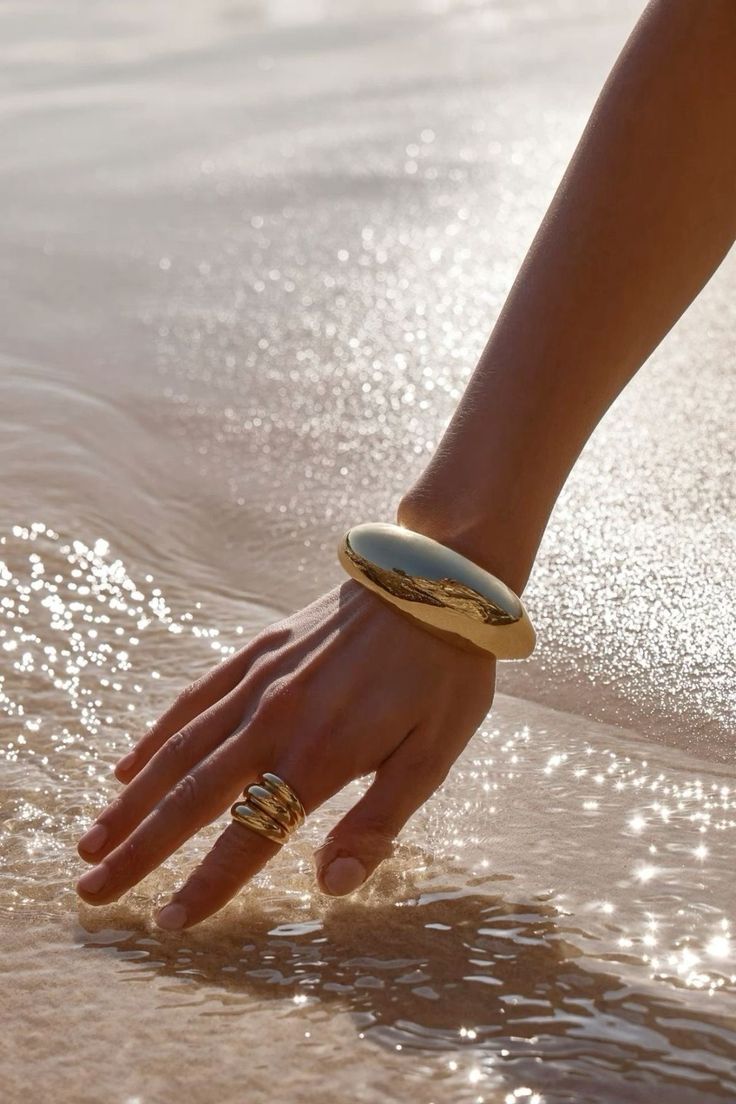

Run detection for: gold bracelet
[[337, 522, 535, 659]]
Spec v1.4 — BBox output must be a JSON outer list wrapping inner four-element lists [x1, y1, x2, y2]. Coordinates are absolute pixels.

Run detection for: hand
[[75, 577, 496, 930]]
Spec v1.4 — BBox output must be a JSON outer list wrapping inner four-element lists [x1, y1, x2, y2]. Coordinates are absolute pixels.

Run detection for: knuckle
[[162, 725, 192, 763], [255, 675, 306, 721], [174, 680, 202, 712], [244, 651, 275, 685], [167, 772, 200, 814], [243, 625, 291, 673], [251, 624, 288, 651], [235, 634, 271, 674]]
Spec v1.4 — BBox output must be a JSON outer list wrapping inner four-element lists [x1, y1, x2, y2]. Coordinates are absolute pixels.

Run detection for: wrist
[[395, 489, 538, 596]]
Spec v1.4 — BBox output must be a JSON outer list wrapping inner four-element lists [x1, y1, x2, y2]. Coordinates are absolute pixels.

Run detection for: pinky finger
[[313, 721, 460, 897]]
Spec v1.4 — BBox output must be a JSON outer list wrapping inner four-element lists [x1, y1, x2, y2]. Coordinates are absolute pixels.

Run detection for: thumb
[[314, 723, 454, 897]]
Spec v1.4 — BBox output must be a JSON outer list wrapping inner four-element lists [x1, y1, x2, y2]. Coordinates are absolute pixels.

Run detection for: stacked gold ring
[[230, 772, 306, 845]]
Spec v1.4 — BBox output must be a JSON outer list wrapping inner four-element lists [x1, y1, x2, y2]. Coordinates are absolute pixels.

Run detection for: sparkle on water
[[2, 524, 736, 1103], [2, 0, 735, 1101]]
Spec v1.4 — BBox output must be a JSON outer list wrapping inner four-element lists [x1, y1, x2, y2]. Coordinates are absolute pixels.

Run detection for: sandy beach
[[1, 2, 735, 1101]]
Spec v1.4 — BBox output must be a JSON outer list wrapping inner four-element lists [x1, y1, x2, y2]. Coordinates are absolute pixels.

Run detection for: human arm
[[75, 0, 736, 929], [398, 0, 736, 591]]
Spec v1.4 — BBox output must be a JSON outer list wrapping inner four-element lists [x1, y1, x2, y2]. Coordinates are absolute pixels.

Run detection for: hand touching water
[[75, 577, 496, 930]]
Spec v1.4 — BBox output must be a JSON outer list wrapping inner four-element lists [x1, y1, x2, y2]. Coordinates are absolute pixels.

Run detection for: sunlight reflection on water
[[1, 0, 735, 1100], [2, 525, 735, 1102]]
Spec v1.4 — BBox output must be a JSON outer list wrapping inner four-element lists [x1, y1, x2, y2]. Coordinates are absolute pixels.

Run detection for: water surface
[[1, 2, 735, 1102]]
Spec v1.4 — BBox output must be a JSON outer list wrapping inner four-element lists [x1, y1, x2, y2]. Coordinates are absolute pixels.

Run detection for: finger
[[154, 820, 281, 931], [77, 676, 260, 863], [75, 718, 274, 907], [112, 627, 286, 783], [77, 592, 373, 911], [153, 761, 336, 930], [113, 584, 366, 784], [313, 721, 460, 896]]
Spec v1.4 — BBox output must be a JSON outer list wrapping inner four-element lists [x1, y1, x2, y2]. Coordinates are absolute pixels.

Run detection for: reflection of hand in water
[[80, 888, 572, 1037], [78, 887, 736, 1099], [75, 578, 495, 929]]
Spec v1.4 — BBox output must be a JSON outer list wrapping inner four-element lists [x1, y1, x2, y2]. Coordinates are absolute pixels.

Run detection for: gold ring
[[230, 772, 306, 845]]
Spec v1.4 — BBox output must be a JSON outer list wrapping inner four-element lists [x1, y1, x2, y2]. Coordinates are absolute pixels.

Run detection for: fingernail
[[77, 862, 109, 894], [321, 856, 366, 896], [78, 823, 107, 855], [155, 903, 187, 931], [116, 751, 136, 774]]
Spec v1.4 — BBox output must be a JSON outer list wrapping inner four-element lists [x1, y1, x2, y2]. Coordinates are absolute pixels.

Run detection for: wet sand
[[1, 2, 735, 1102]]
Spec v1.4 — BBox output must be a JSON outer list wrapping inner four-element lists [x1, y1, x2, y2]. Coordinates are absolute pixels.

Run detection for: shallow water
[[1, 2, 735, 1102]]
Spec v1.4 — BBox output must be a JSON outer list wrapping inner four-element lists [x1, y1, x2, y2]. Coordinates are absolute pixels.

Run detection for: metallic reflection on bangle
[[337, 522, 536, 660]]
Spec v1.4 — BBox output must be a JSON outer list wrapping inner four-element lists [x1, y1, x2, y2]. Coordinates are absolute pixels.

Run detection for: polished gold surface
[[337, 522, 536, 659], [229, 800, 291, 845], [260, 772, 307, 827], [230, 772, 306, 844], [246, 780, 305, 832]]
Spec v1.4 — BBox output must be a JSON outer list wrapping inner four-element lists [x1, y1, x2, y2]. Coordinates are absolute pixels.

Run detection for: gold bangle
[[337, 522, 536, 660]]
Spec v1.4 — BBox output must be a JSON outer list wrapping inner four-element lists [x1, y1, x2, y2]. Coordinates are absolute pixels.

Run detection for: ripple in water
[[2, 523, 735, 1103]]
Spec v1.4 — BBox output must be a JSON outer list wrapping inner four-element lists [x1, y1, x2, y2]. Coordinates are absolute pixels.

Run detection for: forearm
[[397, 0, 736, 594]]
